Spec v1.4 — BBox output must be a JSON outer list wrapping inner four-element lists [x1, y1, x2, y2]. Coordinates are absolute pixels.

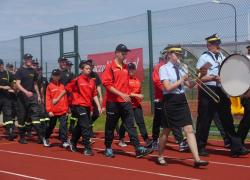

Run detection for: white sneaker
[[43, 138, 51, 147], [62, 141, 70, 148], [118, 139, 127, 147]]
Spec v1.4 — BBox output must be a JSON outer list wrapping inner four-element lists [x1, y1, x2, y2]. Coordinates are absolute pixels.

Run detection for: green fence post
[[74, 25, 79, 75], [20, 36, 24, 66], [45, 62, 48, 80], [40, 36, 43, 70], [147, 10, 154, 114], [59, 29, 64, 57]]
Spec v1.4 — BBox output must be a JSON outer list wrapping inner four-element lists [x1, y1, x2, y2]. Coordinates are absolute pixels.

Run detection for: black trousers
[[152, 101, 184, 143], [119, 105, 149, 141], [16, 92, 43, 139], [71, 106, 92, 147], [0, 94, 13, 125], [45, 115, 68, 143], [89, 101, 100, 137], [237, 98, 250, 144], [196, 86, 243, 153], [105, 102, 140, 148]]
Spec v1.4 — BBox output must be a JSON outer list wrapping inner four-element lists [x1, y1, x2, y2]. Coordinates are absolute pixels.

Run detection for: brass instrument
[[178, 62, 220, 103]]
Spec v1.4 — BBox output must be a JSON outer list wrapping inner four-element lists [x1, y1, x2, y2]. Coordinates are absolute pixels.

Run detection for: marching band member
[[237, 45, 250, 144], [152, 49, 189, 152], [195, 34, 249, 157], [158, 45, 208, 167]]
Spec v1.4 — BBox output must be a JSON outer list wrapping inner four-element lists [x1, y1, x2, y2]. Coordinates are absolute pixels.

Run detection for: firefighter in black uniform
[[0, 59, 15, 141], [15, 54, 47, 145], [57, 57, 75, 133]]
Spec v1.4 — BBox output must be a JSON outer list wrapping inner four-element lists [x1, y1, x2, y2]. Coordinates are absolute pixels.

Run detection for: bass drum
[[219, 54, 250, 97]]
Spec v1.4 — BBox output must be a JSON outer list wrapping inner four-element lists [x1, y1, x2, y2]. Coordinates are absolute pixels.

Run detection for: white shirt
[[159, 61, 185, 94], [196, 51, 225, 86]]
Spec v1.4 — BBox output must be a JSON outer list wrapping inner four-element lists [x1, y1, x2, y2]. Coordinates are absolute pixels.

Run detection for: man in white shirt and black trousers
[[195, 34, 249, 157]]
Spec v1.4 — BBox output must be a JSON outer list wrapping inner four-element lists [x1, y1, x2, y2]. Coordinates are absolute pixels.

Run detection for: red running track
[[0, 129, 249, 180]]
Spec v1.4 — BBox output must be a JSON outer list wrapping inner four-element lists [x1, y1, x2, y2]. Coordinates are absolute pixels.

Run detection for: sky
[[0, 0, 210, 41]]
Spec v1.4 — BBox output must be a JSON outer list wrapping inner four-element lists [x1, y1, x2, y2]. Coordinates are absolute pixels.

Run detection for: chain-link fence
[[1, 1, 250, 117]]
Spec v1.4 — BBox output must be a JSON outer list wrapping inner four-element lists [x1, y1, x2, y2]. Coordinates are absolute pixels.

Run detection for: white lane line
[[0, 149, 200, 180], [91, 138, 250, 168], [0, 170, 46, 180]]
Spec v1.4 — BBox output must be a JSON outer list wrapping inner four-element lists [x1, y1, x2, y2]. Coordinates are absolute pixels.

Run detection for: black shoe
[[194, 160, 209, 168], [145, 139, 153, 148], [69, 141, 78, 152], [26, 131, 32, 138], [198, 148, 209, 157], [135, 146, 153, 158], [231, 147, 250, 158], [18, 138, 28, 144], [83, 147, 94, 156]]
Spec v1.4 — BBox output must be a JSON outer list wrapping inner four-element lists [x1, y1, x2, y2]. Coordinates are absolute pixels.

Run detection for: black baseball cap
[[115, 44, 131, 52], [246, 45, 250, 49], [6, 63, 13, 68], [32, 60, 39, 65], [51, 69, 61, 76], [0, 59, 4, 65], [66, 60, 73, 66], [127, 62, 136, 70], [23, 53, 33, 60], [58, 56, 68, 62]]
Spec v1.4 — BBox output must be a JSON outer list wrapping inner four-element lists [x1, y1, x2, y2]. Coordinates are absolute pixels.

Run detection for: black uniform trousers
[[105, 102, 140, 149], [0, 94, 13, 125], [237, 98, 250, 144], [45, 115, 68, 143], [89, 101, 100, 137], [196, 86, 243, 153], [119, 105, 149, 141], [152, 101, 184, 143], [70, 106, 92, 147], [16, 92, 44, 139]]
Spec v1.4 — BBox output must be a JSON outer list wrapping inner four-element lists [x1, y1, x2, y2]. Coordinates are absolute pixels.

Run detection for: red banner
[[87, 48, 144, 81]]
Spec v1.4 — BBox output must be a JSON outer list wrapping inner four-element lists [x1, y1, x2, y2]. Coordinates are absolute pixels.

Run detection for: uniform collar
[[129, 76, 137, 80], [112, 59, 126, 70], [80, 74, 90, 80]]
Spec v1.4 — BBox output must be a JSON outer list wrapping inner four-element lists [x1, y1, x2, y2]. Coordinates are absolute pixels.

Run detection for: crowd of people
[[0, 33, 249, 168]]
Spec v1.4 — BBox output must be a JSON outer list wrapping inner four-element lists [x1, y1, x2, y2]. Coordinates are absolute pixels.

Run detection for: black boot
[[6, 125, 16, 141], [18, 127, 28, 144]]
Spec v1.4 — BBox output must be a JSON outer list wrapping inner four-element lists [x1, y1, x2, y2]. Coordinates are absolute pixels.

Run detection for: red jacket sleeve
[[102, 93, 107, 108], [46, 85, 52, 113], [152, 65, 164, 90], [102, 64, 114, 90], [65, 77, 77, 93]]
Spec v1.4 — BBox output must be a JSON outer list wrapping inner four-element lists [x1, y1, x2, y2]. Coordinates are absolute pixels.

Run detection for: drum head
[[219, 54, 250, 97]]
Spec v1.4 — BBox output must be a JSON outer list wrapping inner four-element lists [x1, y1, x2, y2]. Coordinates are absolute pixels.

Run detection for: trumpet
[[178, 62, 220, 103]]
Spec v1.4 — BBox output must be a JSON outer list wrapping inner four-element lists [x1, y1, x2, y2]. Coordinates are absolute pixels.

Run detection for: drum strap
[[203, 51, 222, 62]]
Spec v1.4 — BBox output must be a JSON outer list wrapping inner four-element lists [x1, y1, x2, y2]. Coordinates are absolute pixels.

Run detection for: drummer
[[195, 34, 249, 157], [237, 45, 250, 145]]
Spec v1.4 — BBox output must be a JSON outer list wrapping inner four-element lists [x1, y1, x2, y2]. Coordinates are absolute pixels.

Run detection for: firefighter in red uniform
[[118, 63, 152, 147], [102, 44, 152, 158], [55, 60, 102, 156], [44, 69, 69, 147]]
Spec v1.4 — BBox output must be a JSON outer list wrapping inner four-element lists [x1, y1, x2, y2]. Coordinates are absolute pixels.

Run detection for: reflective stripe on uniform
[[17, 124, 25, 128], [69, 117, 77, 121], [32, 121, 41, 124], [3, 121, 14, 125], [25, 122, 32, 125]]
